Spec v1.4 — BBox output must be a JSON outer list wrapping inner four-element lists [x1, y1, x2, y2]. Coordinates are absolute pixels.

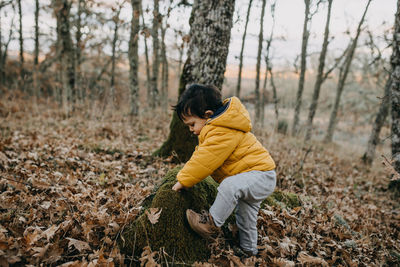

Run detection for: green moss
[[119, 167, 219, 264], [261, 190, 301, 210]]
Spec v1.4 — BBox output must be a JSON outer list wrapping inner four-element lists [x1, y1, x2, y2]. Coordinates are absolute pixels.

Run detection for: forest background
[[0, 0, 399, 265]]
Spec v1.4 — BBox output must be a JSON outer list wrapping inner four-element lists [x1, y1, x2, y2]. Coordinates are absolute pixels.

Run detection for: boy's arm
[[177, 129, 239, 188]]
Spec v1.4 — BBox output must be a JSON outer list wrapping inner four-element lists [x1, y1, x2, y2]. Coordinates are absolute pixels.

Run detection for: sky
[[2, 0, 397, 77]]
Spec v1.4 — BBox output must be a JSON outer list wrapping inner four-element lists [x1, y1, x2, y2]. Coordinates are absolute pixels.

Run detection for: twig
[[1, 176, 31, 186]]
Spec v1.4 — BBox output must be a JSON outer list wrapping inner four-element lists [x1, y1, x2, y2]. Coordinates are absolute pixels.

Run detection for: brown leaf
[[145, 208, 162, 225], [66, 238, 91, 252], [297, 251, 328, 266], [140, 246, 160, 267], [42, 225, 59, 242]]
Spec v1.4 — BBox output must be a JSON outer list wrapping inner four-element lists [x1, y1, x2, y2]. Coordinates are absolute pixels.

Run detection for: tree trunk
[[110, 9, 121, 105], [1, 7, 14, 85], [304, 0, 333, 141], [34, 0, 39, 66], [53, 0, 76, 114], [390, 0, 400, 180], [129, 0, 141, 116], [269, 67, 279, 123], [154, 0, 235, 162], [17, 0, 24, 83], [292, 0, 311, 136], [141, 7, 152, 104], [33, 0, 40, 97], [235, 0, 253, 98], [362, 76, 392, 165], [160, 24, 169, 112], [150, 0, 160, 108], [261, 1, 276, 128], [324, 0, 371, 143], [75, 0, 83, 101], [254, 0, 267, 127]]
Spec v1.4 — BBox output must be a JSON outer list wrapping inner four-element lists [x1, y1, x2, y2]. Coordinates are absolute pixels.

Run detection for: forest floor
[[0, 96, 399, 266]]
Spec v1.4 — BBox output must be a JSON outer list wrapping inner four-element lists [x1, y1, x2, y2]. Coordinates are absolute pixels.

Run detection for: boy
[[172, 84, 276, 256]]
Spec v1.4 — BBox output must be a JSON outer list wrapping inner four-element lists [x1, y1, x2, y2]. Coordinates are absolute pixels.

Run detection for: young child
[[172, 84, 276, 256]]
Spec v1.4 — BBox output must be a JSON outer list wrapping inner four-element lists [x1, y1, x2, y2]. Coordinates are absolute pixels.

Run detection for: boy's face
[[182, 110, 213, 136], [182, 115, 208, 136]]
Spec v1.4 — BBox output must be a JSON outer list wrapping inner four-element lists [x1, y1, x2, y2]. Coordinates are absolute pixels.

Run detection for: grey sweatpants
[[209, 170, 276, 255]]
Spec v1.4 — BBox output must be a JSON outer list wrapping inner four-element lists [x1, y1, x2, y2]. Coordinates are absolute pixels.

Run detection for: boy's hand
[[172, 181, 185, 192]]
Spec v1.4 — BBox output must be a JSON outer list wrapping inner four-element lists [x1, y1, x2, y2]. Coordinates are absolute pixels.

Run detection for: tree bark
[[17, 0, 24, 82], [150, 0, 160, 108], [292, 0, 311, 136], [75, 0, 83, 101], [154, 0, 235, 162], [304, 0, 333, 141], [324, 0, 371, 143], [34, 0, 39, 66], [269, 67, 279, 123], [261, 1, 276, 128], [0, 9, 14, 85], [160, 24, 169, 112], [141, 7, 152, 104], [254, 0, 267, 127], [110, 9, 121, 105], [53, 0, 76, 113], [362, 76, 392, 165], [391, 0, 400, 176], [235, 0, 253, 98], [33, 0, 40, 97], [129, 0, 141, 116]]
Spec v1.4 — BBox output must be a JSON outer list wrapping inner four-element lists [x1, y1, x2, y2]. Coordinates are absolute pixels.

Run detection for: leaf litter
[[0, 98, 399, 266]]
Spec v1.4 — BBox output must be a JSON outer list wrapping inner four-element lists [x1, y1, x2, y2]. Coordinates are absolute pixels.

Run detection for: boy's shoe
[[186, 209, 220, 239], [233, 245, 255, 258]]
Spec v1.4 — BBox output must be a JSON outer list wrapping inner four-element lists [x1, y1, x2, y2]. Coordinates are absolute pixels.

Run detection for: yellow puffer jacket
[[177, 96, 276, 188]]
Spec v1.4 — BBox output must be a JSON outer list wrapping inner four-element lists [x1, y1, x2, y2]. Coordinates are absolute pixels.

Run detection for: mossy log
[[119, 168, 302, 264]]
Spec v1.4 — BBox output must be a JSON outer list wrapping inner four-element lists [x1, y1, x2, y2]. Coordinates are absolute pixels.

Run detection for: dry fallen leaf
[[66, 238, 91, 252], [145, 208, 162, 225], [297, 251, 328, 266]]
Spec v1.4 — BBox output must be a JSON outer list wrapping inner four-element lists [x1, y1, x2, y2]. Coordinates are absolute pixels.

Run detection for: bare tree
[[261, 0, 277, 128], [141, 6, 151, 102], [0, 1, 14, 85], [155, 0, 236, 162], [391, 0, 400, 179], [129, 0, 141, 116], [235, 0, 253, 98], [33, 0, 40, 97], [304, 0, 333, 141], [291, 0, 312, 136], [34, 0, 39, 66], [160, 23, 169, 112], [362, 76, 392, 165], [110, 5, 123, 105], [75, 0, 84, 101], [150, 0, 160, 107], [324, 0, 371, 143], [53, 0, 76, 113], [269, 67, 279, 123], [17, 0, 24, 81], [254, 0, 267, 127]]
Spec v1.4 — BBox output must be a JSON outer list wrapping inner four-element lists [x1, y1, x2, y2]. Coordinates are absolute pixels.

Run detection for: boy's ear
[[204, 110, 214, 118]]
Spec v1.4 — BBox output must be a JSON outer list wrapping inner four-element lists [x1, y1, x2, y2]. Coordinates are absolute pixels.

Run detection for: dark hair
[[173, 84, 223, 121]]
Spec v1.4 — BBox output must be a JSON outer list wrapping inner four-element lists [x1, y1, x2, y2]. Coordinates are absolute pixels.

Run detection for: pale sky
[[2, 0, 397, 75]]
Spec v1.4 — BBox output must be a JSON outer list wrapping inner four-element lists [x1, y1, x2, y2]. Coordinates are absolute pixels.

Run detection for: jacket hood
[[206, 97, 252, 132]]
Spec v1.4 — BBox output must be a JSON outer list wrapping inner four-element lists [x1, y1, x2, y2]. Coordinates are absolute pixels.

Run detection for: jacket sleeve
[[177, 128, 239, 187]]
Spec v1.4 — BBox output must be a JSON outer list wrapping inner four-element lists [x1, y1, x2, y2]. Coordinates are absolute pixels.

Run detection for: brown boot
[[186, 209, 220, 239]]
